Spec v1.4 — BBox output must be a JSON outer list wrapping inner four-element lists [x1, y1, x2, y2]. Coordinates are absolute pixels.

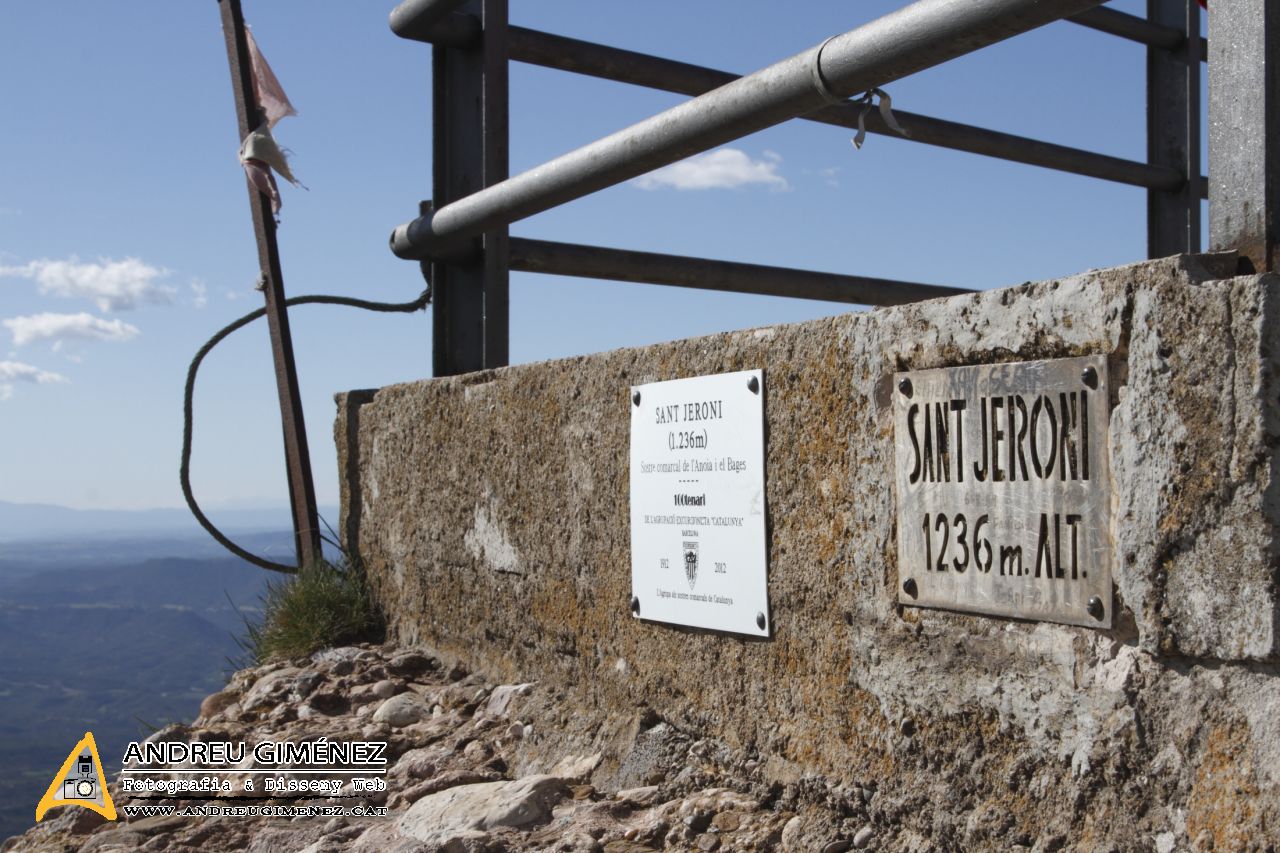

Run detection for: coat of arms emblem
[[683, 541, 699, 590]]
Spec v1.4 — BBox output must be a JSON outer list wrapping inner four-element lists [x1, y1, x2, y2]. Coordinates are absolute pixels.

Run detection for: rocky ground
[[3, 644, 889, 853]]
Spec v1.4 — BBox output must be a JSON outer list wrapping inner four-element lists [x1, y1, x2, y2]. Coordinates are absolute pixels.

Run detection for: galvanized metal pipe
[[391, 0, 1108, 260], [506, 26, 1185, 192], [509, 238, 970, 305]]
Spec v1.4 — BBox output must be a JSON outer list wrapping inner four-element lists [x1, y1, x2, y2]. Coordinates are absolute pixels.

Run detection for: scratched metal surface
[[893, 356, 1113, 628]]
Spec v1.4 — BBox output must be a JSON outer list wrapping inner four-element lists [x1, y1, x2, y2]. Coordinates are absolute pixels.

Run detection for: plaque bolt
[[902, 577, 918, 599], [1087, 595, 1105, 621], [1081, 366, 1098, 389], [630, 595, 640, 615], [632, 391, 641, 407], [898, 378, 913, 398], [756, 611, 767, 630], [747, 375, 760, 394]]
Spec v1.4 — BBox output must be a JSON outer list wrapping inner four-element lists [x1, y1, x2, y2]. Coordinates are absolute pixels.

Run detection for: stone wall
[[337, 254, 1280, 849]]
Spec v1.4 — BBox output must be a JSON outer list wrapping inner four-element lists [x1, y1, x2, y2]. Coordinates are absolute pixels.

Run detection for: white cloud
[[0, 360, 68, 384], [633, 148, 789, 192], [0, 256, 175, 311], [191, 280, 208, 309], [0, 384, 12, 401], [3, 312, 140, 347]]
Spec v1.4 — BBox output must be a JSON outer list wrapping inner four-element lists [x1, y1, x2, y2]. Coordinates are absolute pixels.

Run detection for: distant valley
[[0, 503, 336, 842]]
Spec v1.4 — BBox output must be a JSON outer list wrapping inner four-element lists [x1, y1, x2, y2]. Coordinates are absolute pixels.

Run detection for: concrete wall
[[337, 254, 1280, 849]]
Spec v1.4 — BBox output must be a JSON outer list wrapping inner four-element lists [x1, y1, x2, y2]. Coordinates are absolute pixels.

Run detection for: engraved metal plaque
[[893, 356, 1112, 628], [629, 369, 769, 636]]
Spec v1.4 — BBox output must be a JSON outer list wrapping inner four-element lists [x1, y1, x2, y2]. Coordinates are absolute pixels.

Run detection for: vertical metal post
[[431, 0, 509, 376], [1209, 0, 1280, 272], [217, 0, 323, 569], [1147, 0, 1201, 257]]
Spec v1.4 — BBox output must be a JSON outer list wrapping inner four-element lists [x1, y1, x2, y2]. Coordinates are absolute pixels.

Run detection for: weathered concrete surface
[[337, 255, 1280, 849]]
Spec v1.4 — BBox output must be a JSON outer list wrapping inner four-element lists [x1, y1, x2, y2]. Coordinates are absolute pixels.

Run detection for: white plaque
[[629, 369, 769, 636], [893, 356, 1113, 628]]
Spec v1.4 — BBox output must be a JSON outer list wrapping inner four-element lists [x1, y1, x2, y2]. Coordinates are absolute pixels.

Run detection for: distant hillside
[[0, 544, 277, 841], [0, 500, 339, 543]]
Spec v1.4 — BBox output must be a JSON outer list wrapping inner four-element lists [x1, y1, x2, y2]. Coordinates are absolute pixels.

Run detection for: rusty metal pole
[[428, 0, 510, 376], [217, 0, 322, 570], [1146, 0, 1201, 257]]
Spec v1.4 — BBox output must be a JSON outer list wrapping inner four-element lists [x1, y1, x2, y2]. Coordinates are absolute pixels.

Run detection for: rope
[[181, 288, 431, 574]]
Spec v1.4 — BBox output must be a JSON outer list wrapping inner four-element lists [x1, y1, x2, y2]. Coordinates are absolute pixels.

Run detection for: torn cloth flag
[[245, 25, 297, 129], [238, 25, 302, 216]]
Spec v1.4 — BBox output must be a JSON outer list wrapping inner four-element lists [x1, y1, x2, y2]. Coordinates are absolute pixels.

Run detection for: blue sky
[[0, 0, 1203, 513]]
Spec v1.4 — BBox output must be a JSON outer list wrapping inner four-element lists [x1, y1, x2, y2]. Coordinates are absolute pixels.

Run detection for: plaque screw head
[[1087, 595, 1105, 621], [1081, 366, 1098, 390], [631, 391, 641, 407], [898, 378, 913, 398], [747, 375, 760, 394], [630, 595, 640, 615], [902, 577, 918, 599], [756, 611, 767, 630]]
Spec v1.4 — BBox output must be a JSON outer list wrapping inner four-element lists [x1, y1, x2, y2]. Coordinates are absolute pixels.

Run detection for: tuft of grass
[[237, 556, 384, 664]]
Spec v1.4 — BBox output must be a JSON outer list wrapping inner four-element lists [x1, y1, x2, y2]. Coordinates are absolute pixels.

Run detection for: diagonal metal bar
[[509, 238, 970, 305], [504, 25, 1185, 192], [217, 0, 322, 570], [391, 0, 1112, 261]]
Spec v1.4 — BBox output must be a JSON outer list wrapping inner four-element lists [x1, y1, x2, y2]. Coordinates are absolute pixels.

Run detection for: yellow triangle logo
[[35, 731, 117, 823]]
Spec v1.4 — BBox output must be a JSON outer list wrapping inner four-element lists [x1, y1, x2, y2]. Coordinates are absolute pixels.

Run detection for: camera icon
[[62, 778, 96, 800]]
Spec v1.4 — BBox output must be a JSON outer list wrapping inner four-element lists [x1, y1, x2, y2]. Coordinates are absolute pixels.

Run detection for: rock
[[312, 646, 365, 666], [780, 817, 805, 853], [198, 689, 240, 721], [394, 747, 440, 780], [373, 678, 403, 699], [483, 682, 535, 718], [694, 833, 720, 851], [268, 703, 297, 723], [398, 775, 570, 843], [126, 814, 189, 835], [462, 739, 491, 761], [79, 829, 147, 851], [307, 691, 350, 716], [290, 670, 325, 699], [374, 693, 428, 727], [438, 830, 491, 853], [781, 811, 842, 853], [388, 651, 437, 679], [604, 843, 659, 853], [615, 785, 662, 806], [852, 825, 874, 849], [241, 667, 301, 712], [610, 722, 692, 791], [549, 752, 602, 782]]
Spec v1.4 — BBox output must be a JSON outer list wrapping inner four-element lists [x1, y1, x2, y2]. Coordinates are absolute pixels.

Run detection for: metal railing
[[385, 0, 1270, 379]]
